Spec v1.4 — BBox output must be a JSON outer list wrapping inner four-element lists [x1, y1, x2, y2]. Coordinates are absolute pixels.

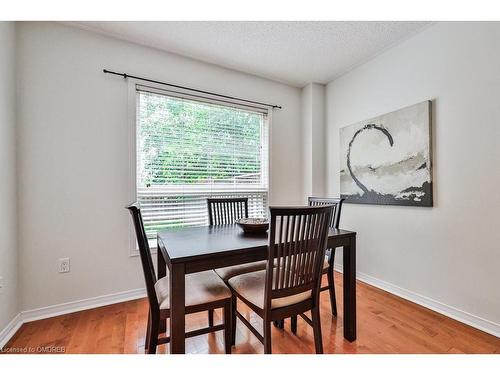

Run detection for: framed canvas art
[[339, 101, 433, 207]]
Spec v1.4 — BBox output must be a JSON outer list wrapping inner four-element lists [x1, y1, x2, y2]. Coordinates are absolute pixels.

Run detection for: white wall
[[0, 22, 18, 331], [16, 22, 303, 311], [326, 22, 500, 329], [302, 83, 326, 198], [302, 85, 312, 197]]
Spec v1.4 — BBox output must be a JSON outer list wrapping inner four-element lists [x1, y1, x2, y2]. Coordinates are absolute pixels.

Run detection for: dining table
[[157, 224, 357, 354]]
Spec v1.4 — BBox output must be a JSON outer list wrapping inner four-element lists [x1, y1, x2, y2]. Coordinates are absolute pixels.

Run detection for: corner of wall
[[301, 82, 327, 199]]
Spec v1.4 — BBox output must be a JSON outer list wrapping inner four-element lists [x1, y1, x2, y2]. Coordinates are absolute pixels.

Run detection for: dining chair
[[208, 198, 268, 281], [207, 198, 267, 334], [126, 202, 233, 354], [227, 205, 334, 354], [279, 197, 345, 333], [207, 197, 249, 226], [308, 196, 344, 317], [208, 198, 268, 335]]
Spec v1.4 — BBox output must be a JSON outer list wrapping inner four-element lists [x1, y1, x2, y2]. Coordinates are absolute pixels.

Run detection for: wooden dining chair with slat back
[[126, 202, 233, 354], [207, 197, 268, 339], [227, 205, 334, 353], [282, 197, 344, 333], [207, 197, 249, 226], [308, 197, 344, 317]]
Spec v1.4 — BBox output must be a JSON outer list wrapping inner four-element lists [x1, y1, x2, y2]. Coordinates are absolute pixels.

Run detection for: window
[[135, 85, 269, 240]]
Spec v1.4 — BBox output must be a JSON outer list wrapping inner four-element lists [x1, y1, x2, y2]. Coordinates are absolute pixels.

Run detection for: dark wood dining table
[[157, 224, 357, 354]]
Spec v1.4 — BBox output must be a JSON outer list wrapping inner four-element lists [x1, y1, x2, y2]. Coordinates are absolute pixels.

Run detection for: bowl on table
[[235, 218, 269, 234]]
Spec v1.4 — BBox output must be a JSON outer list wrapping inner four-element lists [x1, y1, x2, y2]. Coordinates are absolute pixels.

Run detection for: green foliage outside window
[[138, 93, 264, 186]]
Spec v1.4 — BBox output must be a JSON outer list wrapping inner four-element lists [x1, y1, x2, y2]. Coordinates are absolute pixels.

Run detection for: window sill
[[129, 238, 158, 257]]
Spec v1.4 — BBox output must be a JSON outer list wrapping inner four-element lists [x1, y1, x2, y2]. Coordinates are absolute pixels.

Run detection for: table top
[[157, 224, 355, 263]]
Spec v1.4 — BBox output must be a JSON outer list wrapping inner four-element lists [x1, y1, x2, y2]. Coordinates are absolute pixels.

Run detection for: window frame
[[127, 79, 273, 256]]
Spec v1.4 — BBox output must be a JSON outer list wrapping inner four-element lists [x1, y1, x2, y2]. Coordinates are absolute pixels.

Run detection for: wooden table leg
[[157, 240, 167, 334], [169, 262, 186, 354], [343, 235, 357, 342]]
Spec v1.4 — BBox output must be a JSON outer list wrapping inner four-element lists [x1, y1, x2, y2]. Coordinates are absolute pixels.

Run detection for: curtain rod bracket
[[103, 68, 281, 110]]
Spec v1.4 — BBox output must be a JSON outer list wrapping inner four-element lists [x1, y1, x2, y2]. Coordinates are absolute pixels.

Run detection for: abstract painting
[[340, 101, 433, 207]]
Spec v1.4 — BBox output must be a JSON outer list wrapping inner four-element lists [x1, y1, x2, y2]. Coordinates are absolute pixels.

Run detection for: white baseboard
[[0, 313, 23, 349], [0, 288, 146, 349], [21, 288, 146, 323], [334, 264, 500, 338]]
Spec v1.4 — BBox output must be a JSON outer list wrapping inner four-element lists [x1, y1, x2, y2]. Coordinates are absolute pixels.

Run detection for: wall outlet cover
[[58, 258, 70, 273]]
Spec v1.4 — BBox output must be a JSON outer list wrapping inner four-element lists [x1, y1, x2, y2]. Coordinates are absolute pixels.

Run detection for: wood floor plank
[[3, 273, 499, 354], [66, 309, 92, 354]]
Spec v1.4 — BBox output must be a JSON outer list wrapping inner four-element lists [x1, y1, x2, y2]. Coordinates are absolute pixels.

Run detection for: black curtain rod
[[103, 69, 282, 110]]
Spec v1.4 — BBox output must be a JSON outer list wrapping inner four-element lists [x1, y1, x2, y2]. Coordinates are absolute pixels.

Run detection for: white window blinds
[[136, 86, 269, 239]]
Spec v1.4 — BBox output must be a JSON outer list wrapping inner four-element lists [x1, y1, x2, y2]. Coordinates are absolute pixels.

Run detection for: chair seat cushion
[[155, 270, 231, 310], [228, 269, 311, 310], [215, 260, 267, 282]]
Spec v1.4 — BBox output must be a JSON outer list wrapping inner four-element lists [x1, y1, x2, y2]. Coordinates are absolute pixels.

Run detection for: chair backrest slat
[[308, 197, 344, 229], [266, 206, 333, 309], [207, 197, 249, 226], [126, 202, 160, 312]]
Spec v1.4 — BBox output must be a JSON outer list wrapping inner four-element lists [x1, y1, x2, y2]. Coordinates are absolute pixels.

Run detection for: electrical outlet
[[58, 258, 70, 273]]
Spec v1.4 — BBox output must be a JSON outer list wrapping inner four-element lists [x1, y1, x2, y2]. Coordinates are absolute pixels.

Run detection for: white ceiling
[[68, 21, 432, 87]]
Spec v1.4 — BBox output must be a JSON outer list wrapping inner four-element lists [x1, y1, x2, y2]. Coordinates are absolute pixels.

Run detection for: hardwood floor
[[4, 272, 500, 354]]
